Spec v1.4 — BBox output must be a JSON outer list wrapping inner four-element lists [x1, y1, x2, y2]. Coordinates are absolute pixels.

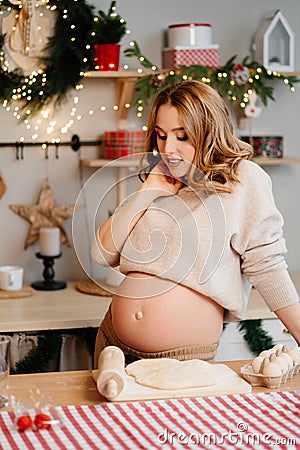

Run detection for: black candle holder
[[31, 253, 67, 291]]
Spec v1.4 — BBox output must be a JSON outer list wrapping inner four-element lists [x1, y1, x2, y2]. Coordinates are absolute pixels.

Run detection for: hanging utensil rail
[[0, 135, 102, 159]]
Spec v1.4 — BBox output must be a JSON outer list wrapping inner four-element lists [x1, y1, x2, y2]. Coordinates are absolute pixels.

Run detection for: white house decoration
[[253, 10, 295, 72]]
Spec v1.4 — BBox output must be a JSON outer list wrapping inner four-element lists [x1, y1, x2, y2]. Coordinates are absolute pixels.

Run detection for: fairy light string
[[0, 1, 299, 142], [125, 47, 299, 117]]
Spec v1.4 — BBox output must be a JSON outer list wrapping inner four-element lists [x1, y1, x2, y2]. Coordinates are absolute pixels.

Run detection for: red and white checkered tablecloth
[[0, 391, 299, 449]]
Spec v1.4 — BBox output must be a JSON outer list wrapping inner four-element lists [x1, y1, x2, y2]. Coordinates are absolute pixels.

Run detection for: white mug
[[0, 265, 24, 291]]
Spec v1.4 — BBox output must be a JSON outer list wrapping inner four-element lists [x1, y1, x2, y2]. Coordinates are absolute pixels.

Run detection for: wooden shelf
[[280, 71, 300, 76], [80, 158, 140, 168], [81, 157, 300, 169], [83, 69, 300, 130], [84, 70, 300, 79], [252, 157, 300, 166], [81, 158, 140, 203], [84, 71, 149, 130], [84, 70, 147, 78]]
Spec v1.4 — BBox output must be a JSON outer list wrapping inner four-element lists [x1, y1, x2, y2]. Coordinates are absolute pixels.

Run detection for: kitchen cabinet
[[216, 319, 297, 361]]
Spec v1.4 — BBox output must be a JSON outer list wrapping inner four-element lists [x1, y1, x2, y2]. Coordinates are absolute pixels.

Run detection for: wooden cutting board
[[92, 363, 251, 402]]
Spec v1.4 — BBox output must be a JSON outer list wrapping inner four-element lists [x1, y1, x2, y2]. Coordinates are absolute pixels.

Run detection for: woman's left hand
[[142, 161, 183, 196]]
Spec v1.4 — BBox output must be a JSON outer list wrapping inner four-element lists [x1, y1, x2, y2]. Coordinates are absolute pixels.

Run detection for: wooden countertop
[[3, 360, 299, 411], [0, 273, 299, 333], [0, 281, 111, 333]]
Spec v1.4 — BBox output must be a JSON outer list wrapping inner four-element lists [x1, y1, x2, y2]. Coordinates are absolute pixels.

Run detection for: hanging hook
[[42, 142, 49, 159], [20, 141, 24, 160], [15, 142, 20, 160], [55, 141, 60, 159]]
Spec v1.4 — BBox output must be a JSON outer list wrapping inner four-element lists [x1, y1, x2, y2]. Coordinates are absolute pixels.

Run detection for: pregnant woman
[[92, 80, 300, 366]]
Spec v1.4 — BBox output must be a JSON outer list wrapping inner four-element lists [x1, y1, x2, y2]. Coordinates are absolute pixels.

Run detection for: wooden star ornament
[[10, 179, 81, 249], [0, 171, 6, 199]]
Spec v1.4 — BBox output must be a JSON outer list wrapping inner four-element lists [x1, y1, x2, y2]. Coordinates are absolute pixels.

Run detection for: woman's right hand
[[141, 161, 183, 196]]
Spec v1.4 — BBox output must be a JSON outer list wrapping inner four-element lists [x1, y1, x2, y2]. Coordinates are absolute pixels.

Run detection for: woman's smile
[[155, 104, 195, 178]]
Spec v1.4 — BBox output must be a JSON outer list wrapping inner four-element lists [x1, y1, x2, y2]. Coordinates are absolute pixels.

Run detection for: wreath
[[0, 0, 95, 117]]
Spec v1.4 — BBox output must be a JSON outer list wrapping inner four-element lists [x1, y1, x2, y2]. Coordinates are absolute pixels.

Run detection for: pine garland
[[10, 328, 97, 374], [11, 331, 62, 374], [238, 320, 274, 356], [124, 41, 300, 112]]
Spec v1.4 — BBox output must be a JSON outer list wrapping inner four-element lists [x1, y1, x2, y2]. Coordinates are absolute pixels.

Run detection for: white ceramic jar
[[167, 23, 212, 48]]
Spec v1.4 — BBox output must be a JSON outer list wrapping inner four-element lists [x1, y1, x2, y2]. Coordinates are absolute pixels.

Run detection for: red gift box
[[163, 46, 219, 68], [241, 135, 283, 158], [104, 131, 146, 159]]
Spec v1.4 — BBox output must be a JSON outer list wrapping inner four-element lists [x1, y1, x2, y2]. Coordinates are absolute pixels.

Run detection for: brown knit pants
[[94, 307, 219, 368]]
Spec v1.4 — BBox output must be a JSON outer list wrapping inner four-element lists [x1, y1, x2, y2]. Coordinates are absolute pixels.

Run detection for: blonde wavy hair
[[140, 80, 253, 193]]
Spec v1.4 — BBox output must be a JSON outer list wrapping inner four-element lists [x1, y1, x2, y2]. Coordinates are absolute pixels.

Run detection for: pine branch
[[11, 331, 62, 374], [238, 320, 274, 356]]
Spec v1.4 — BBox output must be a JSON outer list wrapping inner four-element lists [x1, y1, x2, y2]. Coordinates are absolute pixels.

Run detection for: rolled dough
[[125, 358, 218, 390]]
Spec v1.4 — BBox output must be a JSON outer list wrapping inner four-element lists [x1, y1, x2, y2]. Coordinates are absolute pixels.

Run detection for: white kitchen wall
[[0, 0, 299, 285]]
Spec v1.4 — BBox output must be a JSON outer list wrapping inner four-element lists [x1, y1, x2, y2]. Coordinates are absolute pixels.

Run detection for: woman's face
[[154, 104, 195, 179]]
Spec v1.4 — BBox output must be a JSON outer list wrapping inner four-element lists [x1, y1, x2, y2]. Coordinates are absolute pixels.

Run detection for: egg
[[269, 355, 289, 374], [286, 349, 300, 365], [277, 352, 293, 369], [291, 346, 300, 357], [251, 356, 264, 374], [259, 350, 271, 358], [262, 362, 282, 377], [272, 344, 284, 351]]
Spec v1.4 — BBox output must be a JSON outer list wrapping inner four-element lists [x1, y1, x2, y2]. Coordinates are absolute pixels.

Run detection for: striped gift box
[[104, 131, 146, 159], [163, 46, 220, 68], [0, 391, 298, 449]]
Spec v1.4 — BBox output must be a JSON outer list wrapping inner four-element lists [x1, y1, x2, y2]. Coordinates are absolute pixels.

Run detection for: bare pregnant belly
[[111, 273, 224, 352]]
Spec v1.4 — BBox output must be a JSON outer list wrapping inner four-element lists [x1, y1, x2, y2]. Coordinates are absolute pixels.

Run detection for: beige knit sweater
[[92, 160, 299, 321]]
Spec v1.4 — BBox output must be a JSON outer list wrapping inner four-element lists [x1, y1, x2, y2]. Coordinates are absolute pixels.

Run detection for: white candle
[[39, 227, 60, 256]]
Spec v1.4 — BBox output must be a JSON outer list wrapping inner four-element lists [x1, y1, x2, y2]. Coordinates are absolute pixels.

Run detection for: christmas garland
[[238, 320, 274, 356], [1, 3, 298, 119], [125, 41, 300, 112], [0, 0, 95, 117]]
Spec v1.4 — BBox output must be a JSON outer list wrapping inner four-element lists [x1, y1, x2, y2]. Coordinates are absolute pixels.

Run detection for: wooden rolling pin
[[96, 346, 126, 400]]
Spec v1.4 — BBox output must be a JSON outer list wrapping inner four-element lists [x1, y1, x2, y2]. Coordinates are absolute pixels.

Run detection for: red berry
[[34, 413, 52, 429], [16, 415, 33, 431]]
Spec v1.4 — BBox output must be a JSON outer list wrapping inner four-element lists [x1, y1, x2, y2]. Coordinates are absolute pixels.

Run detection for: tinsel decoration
[[238, 319, 274, 356]]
